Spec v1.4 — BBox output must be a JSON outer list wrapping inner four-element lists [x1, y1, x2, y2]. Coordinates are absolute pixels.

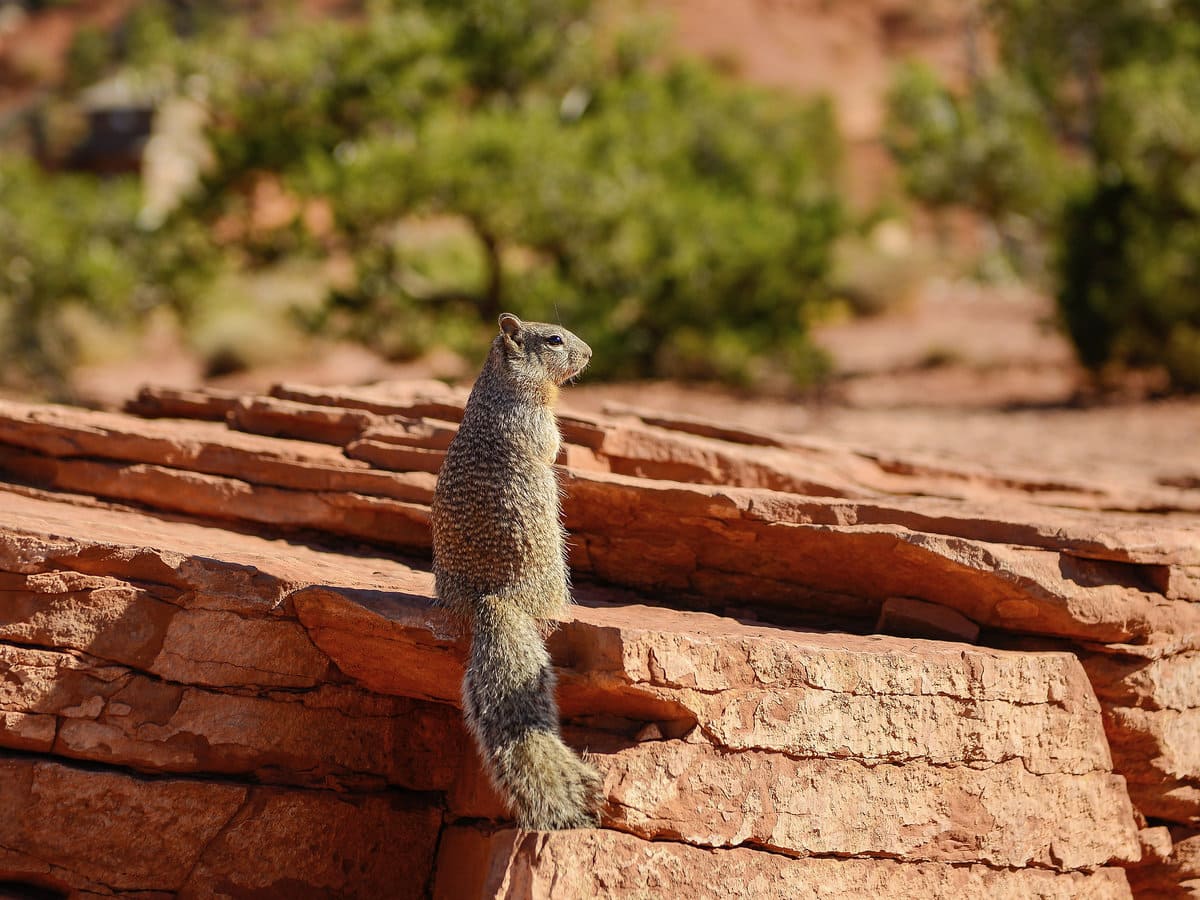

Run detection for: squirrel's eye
[[546, 335, 564, 346]]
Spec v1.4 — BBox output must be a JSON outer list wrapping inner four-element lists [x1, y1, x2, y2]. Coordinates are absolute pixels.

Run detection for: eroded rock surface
[[0, 382, 1196, 897], [433, 827, 1134, 900]]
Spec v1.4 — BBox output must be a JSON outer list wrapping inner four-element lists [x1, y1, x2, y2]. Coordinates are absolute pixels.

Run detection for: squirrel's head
[[494, 313, 592, 390]]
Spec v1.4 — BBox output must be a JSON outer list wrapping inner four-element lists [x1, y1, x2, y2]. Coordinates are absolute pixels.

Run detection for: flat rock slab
[[433, 827, 1134, 900], [1, 399, 1196, 655], [0, 756, 442, 898], [563, 471, 1200, 650], [598, 740, 1137, 869], [5, 396, 1197, 563], [0, 643, 464, 791]]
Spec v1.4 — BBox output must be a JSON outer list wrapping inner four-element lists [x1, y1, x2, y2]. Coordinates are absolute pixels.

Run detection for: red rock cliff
[[0, 382, 1196, 897]]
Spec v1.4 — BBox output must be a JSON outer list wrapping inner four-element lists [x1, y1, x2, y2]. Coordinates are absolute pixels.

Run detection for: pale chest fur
[[517, 403, 561, 464]]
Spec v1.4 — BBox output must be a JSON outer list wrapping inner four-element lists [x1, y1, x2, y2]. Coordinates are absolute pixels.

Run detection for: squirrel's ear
[[499, 313, 523, 340]]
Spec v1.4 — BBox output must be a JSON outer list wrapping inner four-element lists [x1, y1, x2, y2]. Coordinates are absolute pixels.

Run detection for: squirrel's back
[[432, 333, 569, 618], [430, 313, 600, 830]]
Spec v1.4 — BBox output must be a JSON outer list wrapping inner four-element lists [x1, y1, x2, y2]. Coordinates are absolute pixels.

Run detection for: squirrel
[[430, 312, 602, 830]]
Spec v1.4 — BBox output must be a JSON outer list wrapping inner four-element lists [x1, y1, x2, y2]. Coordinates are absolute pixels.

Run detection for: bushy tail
[[462, 596, 602, 830]]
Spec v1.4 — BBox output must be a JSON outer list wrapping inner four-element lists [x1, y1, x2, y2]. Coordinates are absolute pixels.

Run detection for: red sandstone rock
[[595, 422, 863, 496], [875, 595, 981, 642], [0, 399, 437, 502], [0, 643, 463, 790], [129, 383, 1200, 513], [598, 740, 1137, 868], [0, 449, 433, 546], [180, 788, 442, 899], [1081, 651, 1200, 826], [1165, 566, 1200, 601], [0, 710, 55, 752], [432, 827, 1134, 900], [2, 398, 1195, 653], [270, 380, 469, 421], [358, 419, 460, 450], [0, 756, 245, 894], [562, 470, 1200, 649], [345, 438, 447, 473], [4, 397, 1196, 564], [1105, 706, 1200, 825], [1, 380, 1198, 897], [124, 384, 244, 421], [1127, 828, 1200, 898], [0, 486, 1142, 890], [601, 399, 1200, 514], [290, 583, 1119, 779], [1084, 651, 1200, 712], [603, 401, 791, 446], [227, 395, 380, 445], [0, 757, 442, 898]]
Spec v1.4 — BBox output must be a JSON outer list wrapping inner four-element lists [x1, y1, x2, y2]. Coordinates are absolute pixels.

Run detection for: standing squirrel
[[431, 312, 602, 830]]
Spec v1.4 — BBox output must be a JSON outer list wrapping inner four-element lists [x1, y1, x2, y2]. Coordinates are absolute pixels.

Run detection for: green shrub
[[179, 3, 843, 386], [122, 0, 179, 70], [63, 25, 112, 92], [317, 61, 841, 383], [0, 157, 218, 392], [5, 0, 846, 392], [427, 0, 594, 95], [1058, 56, 1200, 385], [0, 158, 139, 387], [885, 2, 1200, 390], [181, 7, 461, 200], [885, 62, 1073, 236]]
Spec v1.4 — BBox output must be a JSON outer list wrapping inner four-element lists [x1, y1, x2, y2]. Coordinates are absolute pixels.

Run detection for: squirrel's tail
[[462, 596, 602, 830]]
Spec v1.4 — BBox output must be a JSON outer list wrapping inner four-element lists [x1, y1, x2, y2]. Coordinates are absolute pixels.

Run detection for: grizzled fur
[[431, 313, 601, 830]]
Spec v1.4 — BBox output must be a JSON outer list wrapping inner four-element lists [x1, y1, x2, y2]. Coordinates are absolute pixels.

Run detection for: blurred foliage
[[327, 64, 842, 383], [885, 0, 1200, 390], [0, 157, 218, 393], [1059, 54, 1200, 389], [886, 63, 1072, 228], [6, 0, 844, 392], [63, 25, 111, 92], [121, 0, 182, 70], [427, 0, 595, 96]]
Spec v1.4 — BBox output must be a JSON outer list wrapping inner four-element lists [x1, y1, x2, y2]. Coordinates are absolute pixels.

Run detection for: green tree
[[63, 25, 112, 92], [181, 2, 843, 385], [427, 0, 594, 95]]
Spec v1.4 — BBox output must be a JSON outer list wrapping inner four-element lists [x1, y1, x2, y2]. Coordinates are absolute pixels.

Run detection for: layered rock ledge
[[0, 383, 1196, 898]]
